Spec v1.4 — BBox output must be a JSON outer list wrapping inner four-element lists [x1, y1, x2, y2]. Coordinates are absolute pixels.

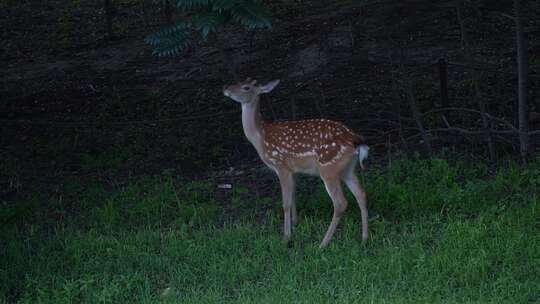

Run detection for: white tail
[[223, 78, 369, 248], [357, 145, 369, 169]]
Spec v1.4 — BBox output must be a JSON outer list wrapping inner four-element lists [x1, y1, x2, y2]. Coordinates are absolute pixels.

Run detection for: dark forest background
[[1, 0, 539, 202]]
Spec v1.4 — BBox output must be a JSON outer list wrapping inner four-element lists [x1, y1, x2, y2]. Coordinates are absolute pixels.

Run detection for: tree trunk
[[219, 46, 239, 81], [394, 47, 432, 155], [387, 51, 409, 152], [457, 1, 496, 161], [216, 35, 239, 81], [164, 0, 173, 24], [514, 0, 529, 160], [456, 2, 467, 50], [474, 76, 496, 161], [405, 81, 432, 155], [438, 58, 449, 109], [104, 0, 113, 40]]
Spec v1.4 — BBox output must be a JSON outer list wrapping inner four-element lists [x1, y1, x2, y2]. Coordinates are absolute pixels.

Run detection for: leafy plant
[[145, 0, 272, 56]]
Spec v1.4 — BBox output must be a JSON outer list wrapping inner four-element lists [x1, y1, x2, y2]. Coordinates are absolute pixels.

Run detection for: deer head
[[223, 78, 280, 104]]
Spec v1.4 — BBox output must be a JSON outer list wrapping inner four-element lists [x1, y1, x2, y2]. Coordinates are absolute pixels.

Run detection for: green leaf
[[193, 12, 226, 39], [230, 0, 272, 29]]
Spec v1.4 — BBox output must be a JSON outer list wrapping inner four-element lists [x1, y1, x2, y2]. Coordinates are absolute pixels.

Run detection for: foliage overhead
[[145, 0, 272, 56]]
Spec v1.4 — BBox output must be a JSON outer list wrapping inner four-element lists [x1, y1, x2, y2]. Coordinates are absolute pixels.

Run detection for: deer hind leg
[[342, 165, 369, 242], [319, 176, 348, 248], [277, 170, 295, 242]]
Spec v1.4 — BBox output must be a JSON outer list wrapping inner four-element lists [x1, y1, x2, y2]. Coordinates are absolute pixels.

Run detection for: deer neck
[[241, 97, 265, 152]]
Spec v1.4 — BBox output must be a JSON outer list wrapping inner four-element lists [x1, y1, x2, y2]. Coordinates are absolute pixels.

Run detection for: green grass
[[1, 158, 539, 303]]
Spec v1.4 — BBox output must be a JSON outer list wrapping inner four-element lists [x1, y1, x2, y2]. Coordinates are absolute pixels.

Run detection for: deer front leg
[[277, 170, 295, 243]]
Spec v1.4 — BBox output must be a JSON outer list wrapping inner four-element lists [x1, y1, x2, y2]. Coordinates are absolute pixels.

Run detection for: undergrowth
[[1, 157, 539, 303]]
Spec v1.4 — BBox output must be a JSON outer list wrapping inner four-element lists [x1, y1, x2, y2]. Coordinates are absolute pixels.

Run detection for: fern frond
[[230, 1, 271, 29], [176, 0, 210, 10], [145, 21, 192, 46], [145, 21, 194, 56], [193, 12, 226, 39], [152, 31, 193, 56], [211, 0, 234, 12]]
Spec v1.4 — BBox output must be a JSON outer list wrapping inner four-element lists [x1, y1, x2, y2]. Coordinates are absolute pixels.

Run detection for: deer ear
[[259, 80, 280, 94]]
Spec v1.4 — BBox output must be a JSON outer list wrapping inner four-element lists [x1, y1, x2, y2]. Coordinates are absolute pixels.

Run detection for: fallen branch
[[421, 107, 518, 132]]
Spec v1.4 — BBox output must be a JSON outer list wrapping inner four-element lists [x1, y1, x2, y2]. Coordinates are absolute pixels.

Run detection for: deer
[[223, 78, 369, 248]]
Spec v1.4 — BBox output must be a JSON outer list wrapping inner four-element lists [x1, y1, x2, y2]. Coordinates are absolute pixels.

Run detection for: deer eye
[[242, 86, 250, 91]]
